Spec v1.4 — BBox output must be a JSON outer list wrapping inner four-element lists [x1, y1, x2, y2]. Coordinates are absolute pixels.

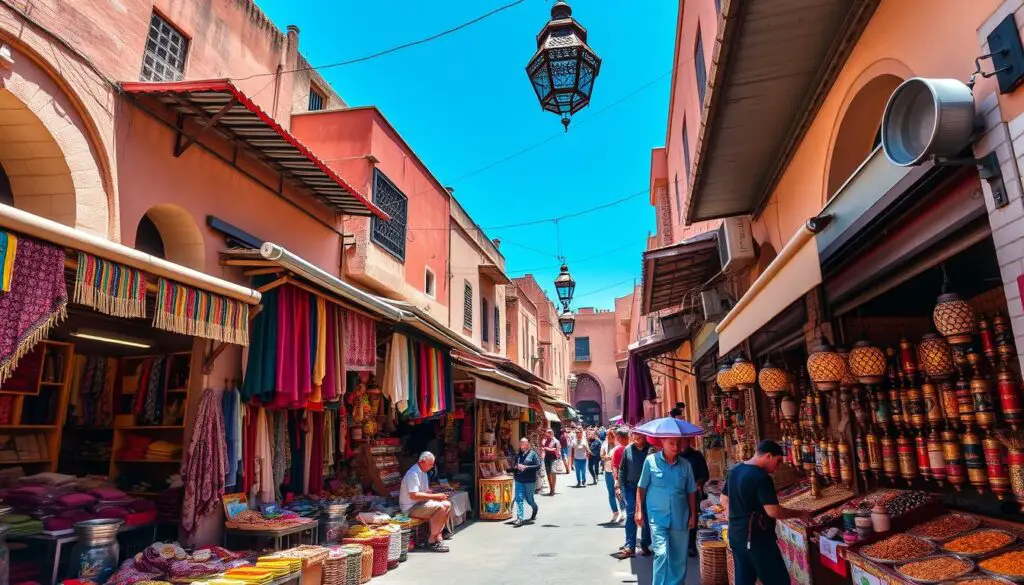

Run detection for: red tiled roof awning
[[120, 79, 387, 219]]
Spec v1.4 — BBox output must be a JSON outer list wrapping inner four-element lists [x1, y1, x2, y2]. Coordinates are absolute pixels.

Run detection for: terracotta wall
[[571, 308, 622, 424]]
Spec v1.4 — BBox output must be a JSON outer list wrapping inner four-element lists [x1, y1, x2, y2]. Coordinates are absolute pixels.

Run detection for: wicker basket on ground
[[342, 535, 390, 577], [380, 525, 402, 569], [408, 519, 429, 548], [323, 546, 360, 585], [699, 540, 728, 585], [399, 528, 411, 562]]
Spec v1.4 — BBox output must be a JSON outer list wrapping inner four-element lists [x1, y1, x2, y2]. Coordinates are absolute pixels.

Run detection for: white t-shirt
[[571, 439, 589, 460], [399, 464, 430, 513]]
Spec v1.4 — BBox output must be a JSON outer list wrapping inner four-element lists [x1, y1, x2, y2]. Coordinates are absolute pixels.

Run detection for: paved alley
[[375, 477, 701, 585]]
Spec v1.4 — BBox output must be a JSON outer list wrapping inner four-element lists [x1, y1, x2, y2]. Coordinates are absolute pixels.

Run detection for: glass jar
[[69, 519, 122, 584]]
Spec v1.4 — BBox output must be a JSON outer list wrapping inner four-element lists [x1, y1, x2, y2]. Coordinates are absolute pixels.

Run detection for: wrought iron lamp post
[[525, 1, 602, 131], [554, 263, 576, 310]]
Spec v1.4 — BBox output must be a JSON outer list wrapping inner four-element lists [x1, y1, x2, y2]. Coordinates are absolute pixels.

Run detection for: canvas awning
[[120, 79, 386, 219], [542, 403, 560, 423], [717, 223, 821, 355], [641, 230, 720, 314], [472, 376, 530, 408]]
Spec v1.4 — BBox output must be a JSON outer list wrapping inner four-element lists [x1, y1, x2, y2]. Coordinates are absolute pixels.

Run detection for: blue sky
[[258, 0, 678, 309]]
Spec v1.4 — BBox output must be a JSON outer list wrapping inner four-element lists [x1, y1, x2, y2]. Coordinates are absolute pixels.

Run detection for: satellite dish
[[880, 78, 976, 167]]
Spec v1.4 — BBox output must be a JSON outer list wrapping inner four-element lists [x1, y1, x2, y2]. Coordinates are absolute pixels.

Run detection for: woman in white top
[[571, 430, 589, 487]]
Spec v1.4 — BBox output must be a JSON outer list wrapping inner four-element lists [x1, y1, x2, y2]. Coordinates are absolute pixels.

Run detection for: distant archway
[[135, 204, 205, 270], [574, 373, 603, 424], [577, 400, 602, 426]]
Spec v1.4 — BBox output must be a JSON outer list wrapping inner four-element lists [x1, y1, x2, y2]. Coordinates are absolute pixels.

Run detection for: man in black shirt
[[721, 440, 810, 585], [680, 436, 709, 557]]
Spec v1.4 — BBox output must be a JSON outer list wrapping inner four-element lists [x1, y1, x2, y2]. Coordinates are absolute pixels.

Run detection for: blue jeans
[[622, 486, 651, 550], [574, 459, 587, 485], [514, 481, 537, 520], [604, 472, 619, 513]]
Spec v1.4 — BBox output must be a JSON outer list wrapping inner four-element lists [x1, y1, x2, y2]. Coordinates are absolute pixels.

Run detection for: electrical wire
[[572, 278, 637, 299]]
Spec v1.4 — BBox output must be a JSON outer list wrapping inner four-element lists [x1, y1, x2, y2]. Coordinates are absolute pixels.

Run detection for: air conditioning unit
[[700, 290, 734, 320], [717, 215, 755, 274]]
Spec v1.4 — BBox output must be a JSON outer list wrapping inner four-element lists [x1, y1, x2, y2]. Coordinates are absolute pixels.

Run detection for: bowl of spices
[[896, 555, 974, 583], [979, 549, 1024, 581], [911, 514, 983, 542], [942, 529, 1016, 558], [943, 576, 1018, 585], [861, 533, 937, 564]]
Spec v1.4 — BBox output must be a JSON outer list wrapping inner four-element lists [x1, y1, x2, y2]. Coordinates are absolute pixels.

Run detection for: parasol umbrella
[[635, 417, 705, 438]]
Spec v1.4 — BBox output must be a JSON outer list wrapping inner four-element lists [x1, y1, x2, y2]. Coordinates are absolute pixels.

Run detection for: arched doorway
[[134, 204, 205, 271], [574, 373, 603, 425]]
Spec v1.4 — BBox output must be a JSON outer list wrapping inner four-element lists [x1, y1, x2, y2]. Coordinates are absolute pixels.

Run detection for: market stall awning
[[120, 79, 387, 219], [541, 402, 560, 423], [686, 0, 878, 221], [472, 376, 530, 408], [717, 223, 821, 355], [641, 230, 720, 314]]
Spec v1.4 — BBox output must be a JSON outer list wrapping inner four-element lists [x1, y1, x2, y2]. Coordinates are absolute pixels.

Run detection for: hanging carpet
[[73, 251, 147, 318]]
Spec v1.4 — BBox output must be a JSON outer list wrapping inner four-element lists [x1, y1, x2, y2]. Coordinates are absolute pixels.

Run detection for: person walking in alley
[[587, 429, 603, 485], [399, 452, 452, 552], [541, 429, 560, 496], [571, 429, 590, 487], [615, 431, 652, 557], [601, 428, 623, 523], [512, 438, 540, 526], [636, 436, 698, 585], [559, 428, 572, 474], [680, 436, 709, 557], [721, 440, 811, 585]]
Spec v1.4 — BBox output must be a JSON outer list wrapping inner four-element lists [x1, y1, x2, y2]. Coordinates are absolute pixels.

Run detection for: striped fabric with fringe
[[153, 278, 249, 346], [73, 251, 147, 318]]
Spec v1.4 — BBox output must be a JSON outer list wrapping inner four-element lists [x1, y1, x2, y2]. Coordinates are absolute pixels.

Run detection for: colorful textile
[[73, 251, 146, 318], [241, 283, 277, 402], [0, 234, 67, 385], [345, 309, 376, 371], [222, 388, 241, 488], [153, 278, 249, 346], [311, 297, 327, 403], [275, 285, 311, 408], [182, 389, 227, 535], [0, 231, 17, 292]]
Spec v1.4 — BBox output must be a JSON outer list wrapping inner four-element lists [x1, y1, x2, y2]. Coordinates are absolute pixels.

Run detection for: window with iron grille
[[695, 28, 708, 106], [463, 281, 473, 330], [140, 13, 189, 82], [370, 169, 408, 261], [575, 337, 591, 361], [309, 86, 325, 111], [494, 307, 501, 350], [482, 298, 490, 343]]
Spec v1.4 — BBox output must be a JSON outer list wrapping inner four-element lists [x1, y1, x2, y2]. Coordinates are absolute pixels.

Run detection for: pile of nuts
[[910, 513, 981, 541], [943, 529, 1015, 555], [980, 550, 1024, 577], [862, 534, 935, 562], [897, 556, 973, 581]]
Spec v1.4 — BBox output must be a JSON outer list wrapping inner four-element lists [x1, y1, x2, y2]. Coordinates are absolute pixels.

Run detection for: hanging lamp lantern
[[918, 332, 954, 380], [568, 372, 578, 391], [558, 309, 576, 337], [717, 362, 737, 393], [526, 1, 602, 131], [554, 263, 576, 311], [837, 348, 858, 389], [934, 291, 977, 346], [758, 358, 789, 399], [807, 336, 845, 392], [848, 340, 887, 385], [731, 356, 757, 391]]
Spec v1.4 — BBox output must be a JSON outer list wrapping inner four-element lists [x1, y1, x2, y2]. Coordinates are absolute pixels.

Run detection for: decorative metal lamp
[[918, 333, 954, 381], [806, 336, 845, 392], [553, 263, 576, 311], [558, 310, 575, 338], [525, 1, 602, 131], [848, 340, 887, 385], [758, 359, 789, 399], [731, 356, 757, 391], [717, 362, 737, 393], [568, 372, 578, 391], [934, 291, 977, 346]]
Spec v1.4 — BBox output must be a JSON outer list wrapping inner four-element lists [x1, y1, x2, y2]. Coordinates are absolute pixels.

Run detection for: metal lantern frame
[[554, 263, 576, 311], [806, 336, 845, 392], [731, 355, 757, 391], [558, 310, 576, 337], [525, 1, 602, 130]]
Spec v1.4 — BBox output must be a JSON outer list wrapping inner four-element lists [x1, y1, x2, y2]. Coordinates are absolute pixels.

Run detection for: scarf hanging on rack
[[344, 309, 376, 371], [0, 233, 66, 385], [308, 411, 324, 495], [272, 411, 288, 500], [222, 388, 241, 489], [182, 388, 227, 536], [73, 251, 147, 318], [153, 278, 249, 346], [322, 303, 337, 402], [274, 285, 311, 408], [0, 231, 17, 292], [241, 284, 277, 403], [310, 297, 327, 404]]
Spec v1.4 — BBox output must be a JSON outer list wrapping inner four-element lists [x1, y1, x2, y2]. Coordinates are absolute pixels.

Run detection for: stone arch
[[0, 35, 113, 237], [574, 372, 604, 424], [135, 204, 205, 271], [824, 59, 914, 202]]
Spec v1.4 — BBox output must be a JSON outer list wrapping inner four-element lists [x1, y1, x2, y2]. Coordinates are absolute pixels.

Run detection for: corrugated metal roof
[[121, 79, 387, 219], [641, 230, 720, 314]]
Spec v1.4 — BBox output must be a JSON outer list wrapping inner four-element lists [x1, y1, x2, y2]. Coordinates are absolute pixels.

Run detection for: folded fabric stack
[[107, 543, 251, 585], [145, 440, 182, 461], [222, 568, 274, 584], [255, 556, 301, 577], [3, 513, 42, 536], [64, 438, 112, 462], [13, 434, 48, 461], [20, 472, 76, 487], [154, 487, 183, 524], [116, 435, 153, 460]]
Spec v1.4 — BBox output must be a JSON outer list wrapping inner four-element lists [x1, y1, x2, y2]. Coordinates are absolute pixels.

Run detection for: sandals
[[429, 541, 450, 553], [613, 548, 635, 560]]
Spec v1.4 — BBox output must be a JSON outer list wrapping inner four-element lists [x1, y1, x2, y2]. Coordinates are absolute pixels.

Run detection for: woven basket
[[341, 539, 379, 582], [340, 545, 364, 585], [726, 546, 735, 585], [323, 549, 348, 585], [358, 544, 373, 583], [399, 528, 411, 562], [698, 540, 728, 585], [382, 527, 402, 563]]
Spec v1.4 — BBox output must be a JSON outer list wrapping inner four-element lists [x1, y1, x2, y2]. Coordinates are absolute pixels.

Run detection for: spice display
[[896, 555, 973, 581], [980, 549, 1024, 578], [908, 513, 980, 541], [941, 529, 1015, 556], [955, 579, 1018, 585], [779, 485, 854, 513], [861, 533, 934, 562]]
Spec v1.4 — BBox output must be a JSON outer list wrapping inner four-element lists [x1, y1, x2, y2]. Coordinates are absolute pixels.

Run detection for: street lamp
[[568, 372, 578, 391], [554, 263, 576, 311], [525, 1, 602, 131], [558, 309, 575, 337]]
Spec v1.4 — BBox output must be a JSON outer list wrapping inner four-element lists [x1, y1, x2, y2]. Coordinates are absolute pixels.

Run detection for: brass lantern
[[807, 337, 845, 392], [717, 362, 737, 393], [838, 348, 858, 389], [918, 333, 954, 380], [731, 356, 757, 391], [848, 340, 887, 385], [934, 291, 977, 346], [758, 359, 789, 399]]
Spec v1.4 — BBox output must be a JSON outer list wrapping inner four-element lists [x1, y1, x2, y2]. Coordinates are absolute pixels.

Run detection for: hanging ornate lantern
[[918, 333, 954, 381], [717, 362, 737, 393], [807, 337, 845, 392], [848, 340, 887, 385], [553, 263, 576, 311], [934, 291, 976, 346], [558, 310, 575, 337], [731, 355, 757, 391], [525, 1, 602, 131], [838, 348, 858, 389], [758, 359, 789, 399]]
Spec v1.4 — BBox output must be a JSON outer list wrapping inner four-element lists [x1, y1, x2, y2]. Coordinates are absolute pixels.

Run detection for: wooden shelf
[[0, 425, 56, 430], [115, 426, 184, 430], [0, 459, 52, 464]]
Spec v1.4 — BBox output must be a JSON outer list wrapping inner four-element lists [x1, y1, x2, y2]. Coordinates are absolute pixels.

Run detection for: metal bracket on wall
[[987, 14, 1024, 94], [933, 152, 1008, 209]]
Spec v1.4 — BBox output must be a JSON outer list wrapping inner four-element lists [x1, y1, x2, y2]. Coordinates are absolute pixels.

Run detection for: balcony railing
[[575, 353, 591, 362]]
